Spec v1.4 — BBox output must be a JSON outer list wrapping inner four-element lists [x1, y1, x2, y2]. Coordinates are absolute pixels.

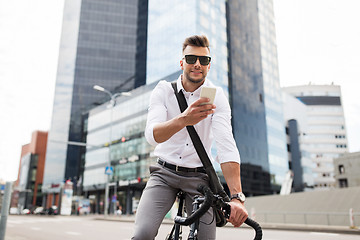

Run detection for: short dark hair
[[182, 35, 210, 53]]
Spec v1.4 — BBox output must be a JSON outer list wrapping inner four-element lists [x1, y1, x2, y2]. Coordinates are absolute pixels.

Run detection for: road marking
[[310, 232, 339, 236], [30, 227, 41, 231], [7, 217, 82, 225], [7, 220, 22, 224], [65, 231, 82, 236]]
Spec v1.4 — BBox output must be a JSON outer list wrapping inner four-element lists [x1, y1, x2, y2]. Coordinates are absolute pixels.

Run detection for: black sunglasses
[[183, 55, 211, 66]]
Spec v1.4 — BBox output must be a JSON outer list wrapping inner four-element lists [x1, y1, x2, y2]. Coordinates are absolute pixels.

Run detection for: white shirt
[[145, 75, 240, 168]]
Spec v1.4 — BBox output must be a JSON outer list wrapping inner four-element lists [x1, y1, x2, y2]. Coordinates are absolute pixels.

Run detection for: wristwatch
[[230, 192, 246, 203]]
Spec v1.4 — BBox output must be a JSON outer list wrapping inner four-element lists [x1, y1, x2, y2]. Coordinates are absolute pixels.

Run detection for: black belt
[[157, 159, 206, 174]]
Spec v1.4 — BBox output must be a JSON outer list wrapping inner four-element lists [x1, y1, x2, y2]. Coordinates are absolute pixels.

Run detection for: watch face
[[232, 192, 246, 202], [238, 193, 246, 202]]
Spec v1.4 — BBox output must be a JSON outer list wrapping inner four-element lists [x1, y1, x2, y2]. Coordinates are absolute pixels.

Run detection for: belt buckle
[[176, 165, 179, 172], [158, 159, 165, 167]]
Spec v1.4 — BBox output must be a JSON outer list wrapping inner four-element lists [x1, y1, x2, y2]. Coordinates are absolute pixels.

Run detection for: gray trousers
[[132, 163, 216, 240]]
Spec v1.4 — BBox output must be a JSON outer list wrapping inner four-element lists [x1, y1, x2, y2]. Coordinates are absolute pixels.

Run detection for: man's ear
[[180, 59, 184, 70]]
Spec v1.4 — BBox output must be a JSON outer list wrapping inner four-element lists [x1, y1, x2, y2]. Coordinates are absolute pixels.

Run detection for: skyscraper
[[42, 0, 148, 197], [227, 0, 288, 194], [257, 0, 288, 191]]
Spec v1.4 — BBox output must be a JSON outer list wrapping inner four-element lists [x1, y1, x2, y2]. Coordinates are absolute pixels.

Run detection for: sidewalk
[[94, 214, 360, 235]]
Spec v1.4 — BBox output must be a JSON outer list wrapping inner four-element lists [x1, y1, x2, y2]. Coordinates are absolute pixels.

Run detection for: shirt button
[[179, 157, 182, 159], [186, 144, 189, 146]]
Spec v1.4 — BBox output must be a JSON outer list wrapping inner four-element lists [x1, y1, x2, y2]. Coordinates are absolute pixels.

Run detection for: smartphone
[[199, 86, 216, 105]]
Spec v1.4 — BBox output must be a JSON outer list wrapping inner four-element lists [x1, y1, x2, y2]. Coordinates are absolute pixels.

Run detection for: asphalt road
[[4, 215, 360, 240]]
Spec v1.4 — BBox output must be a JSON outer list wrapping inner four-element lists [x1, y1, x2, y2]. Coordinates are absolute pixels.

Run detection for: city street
[[4, 215, 359, 240]]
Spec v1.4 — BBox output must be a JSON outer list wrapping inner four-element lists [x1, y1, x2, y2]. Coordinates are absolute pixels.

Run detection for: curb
[[94, 216, 360, 235]]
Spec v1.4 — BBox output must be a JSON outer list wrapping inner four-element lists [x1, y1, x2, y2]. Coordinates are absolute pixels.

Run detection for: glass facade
[[258, 0, 288, 190], [226, 0, 272, 195], [43, 0, 148, 193], [83, 82, 158, 214], [43, 0, 82, 193]]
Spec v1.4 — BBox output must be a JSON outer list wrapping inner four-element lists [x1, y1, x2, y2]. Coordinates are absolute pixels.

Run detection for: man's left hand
[[227, 200, 248, 227]]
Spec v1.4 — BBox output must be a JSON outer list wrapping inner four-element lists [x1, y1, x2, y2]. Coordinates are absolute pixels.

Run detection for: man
[[132, 35, 248, 240]]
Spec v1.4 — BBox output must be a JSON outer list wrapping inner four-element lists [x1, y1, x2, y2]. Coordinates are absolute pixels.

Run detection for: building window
[[336, 144, 346, 148], [339, 179, 348, 188], [338, 165, 345, 174]]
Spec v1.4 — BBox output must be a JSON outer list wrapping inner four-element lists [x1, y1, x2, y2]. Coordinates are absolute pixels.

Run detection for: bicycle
[[165, 185, 263, 240]]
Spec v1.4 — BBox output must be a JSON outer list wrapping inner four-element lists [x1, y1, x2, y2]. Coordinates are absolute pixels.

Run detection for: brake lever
[[221, 202, 231, 219]]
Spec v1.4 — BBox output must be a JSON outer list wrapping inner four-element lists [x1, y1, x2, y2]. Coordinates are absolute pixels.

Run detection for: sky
[[0, 0, 359, 181]]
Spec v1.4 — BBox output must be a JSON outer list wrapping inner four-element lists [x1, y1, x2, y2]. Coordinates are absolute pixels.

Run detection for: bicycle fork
[[187, 196, 205, 240], [166, 191, 185, 240]]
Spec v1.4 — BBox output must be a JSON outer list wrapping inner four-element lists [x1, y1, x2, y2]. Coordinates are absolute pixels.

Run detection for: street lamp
[[93, 84, 131, 218]]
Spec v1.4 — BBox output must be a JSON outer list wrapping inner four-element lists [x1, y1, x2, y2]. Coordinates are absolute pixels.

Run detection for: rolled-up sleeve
[[212, 88, 241, 164], [145, 81, 168, 146]]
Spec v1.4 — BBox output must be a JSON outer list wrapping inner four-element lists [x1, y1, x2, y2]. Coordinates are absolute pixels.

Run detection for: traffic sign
[[105, 166, 114, 175]]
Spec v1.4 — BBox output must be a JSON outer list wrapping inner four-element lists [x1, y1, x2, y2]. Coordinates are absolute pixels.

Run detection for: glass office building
[[83, 82, 156, 214], [258, 0, 288, 190], [43, 0, 148, 196], [226, 0, 288, 194]]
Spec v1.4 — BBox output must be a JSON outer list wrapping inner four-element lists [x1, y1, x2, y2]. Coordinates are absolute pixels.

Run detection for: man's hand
[[153, 97, 215, 143], [180, 97, 216, 126], [227, 200, 248, 227]]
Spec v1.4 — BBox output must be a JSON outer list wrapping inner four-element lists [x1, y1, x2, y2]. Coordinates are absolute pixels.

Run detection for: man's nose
[[194, 58, 201, 67]]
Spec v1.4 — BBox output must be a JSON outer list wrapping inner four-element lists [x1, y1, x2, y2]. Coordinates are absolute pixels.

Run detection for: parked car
[[9, 207, 19, 215], [47, 205, 58, 215], [34, 206, 58, 215], [33, 207, 44, 215], [22, 209, 31, 214]]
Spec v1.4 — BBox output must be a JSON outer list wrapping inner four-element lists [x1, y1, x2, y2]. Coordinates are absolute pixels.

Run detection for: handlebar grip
[[244, 218, 263, 240]]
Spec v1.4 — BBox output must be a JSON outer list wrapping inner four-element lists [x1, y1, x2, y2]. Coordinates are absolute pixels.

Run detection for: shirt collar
[[176, 75, 184, 93], [176, 74, 211, 95]]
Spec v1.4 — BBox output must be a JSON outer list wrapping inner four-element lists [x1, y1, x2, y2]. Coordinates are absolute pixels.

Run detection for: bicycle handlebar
[[244, 218, 263, 240], [174, 185, 263, 240]]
